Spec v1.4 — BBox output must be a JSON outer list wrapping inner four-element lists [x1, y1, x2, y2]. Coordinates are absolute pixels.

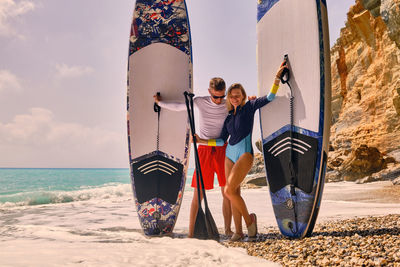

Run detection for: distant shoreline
[[0, 167, 130, 169]]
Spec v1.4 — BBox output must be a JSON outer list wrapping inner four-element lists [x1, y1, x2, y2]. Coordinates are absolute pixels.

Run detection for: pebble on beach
[[225, 214, 400, 266]]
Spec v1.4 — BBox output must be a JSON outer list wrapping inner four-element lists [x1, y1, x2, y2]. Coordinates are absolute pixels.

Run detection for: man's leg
[[188, 188, 203, 238], [214, 144, 232, 236], [189, 146, 212, 237]]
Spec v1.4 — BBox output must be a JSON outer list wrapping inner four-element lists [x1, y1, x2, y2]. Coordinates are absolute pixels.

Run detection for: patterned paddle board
[[127, 0, 192, 236]]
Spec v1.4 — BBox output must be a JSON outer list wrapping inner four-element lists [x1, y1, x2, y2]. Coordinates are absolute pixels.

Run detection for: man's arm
[[194, 119, 229, 146], [153, 94, 187, 112]]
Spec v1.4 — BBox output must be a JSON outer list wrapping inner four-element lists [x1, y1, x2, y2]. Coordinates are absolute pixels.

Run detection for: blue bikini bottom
[[226, 134, 253, 163]]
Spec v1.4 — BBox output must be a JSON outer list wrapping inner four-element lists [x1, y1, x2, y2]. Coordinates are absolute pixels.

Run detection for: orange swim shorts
[[191, 144, 227, 190]]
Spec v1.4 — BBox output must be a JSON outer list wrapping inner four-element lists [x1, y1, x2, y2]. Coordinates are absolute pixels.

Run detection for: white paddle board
[[257, 0, 331, 238]]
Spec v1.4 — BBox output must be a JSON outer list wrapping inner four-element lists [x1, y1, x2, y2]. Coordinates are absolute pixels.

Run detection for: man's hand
[[248, 95, 257, 101], [193, 134, 207, 144], [153, 93, 161, 104]]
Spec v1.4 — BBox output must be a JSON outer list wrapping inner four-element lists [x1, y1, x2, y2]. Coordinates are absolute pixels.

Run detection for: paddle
[[184, 91, 220, 241]]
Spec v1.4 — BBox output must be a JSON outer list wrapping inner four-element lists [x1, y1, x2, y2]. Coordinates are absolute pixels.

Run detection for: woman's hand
[[275, 61, 288, 83], [268, 60, 288, 101]]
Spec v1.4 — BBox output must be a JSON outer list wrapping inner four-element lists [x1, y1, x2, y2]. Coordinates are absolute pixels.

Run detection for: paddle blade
[[205, 207, 220, 241], [193, 209, 208, 240]]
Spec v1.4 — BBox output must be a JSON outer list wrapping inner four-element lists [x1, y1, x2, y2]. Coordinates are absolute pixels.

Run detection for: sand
[[1, 181, 399, 266]]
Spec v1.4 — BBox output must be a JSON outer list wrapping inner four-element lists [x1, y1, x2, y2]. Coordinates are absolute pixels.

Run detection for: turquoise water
[[0, 168, 198, 207]]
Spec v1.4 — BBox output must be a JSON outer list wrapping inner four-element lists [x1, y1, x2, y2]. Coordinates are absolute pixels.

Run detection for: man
[[154, 77, 233, 237]]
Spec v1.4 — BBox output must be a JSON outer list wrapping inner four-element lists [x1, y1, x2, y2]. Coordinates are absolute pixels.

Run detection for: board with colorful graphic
[[127, 0, 192, 236]]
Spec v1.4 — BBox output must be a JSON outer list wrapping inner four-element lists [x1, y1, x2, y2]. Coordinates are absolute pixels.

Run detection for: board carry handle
[[280, 54, 290, 84]]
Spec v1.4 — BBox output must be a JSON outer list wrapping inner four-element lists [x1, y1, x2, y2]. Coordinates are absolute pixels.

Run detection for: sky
[[0, 0, 353, 168]]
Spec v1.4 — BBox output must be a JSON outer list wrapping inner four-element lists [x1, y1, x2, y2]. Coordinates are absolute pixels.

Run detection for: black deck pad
[[132, 154, 183, 204], [263, 131, 318, 194]]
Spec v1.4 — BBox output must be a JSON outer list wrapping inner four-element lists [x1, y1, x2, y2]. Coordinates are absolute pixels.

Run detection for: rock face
[[250, 0, 400, 184], [329, 0, 400, 181], [244, 153, 267, 188], [362, 0, 381, 17], [381, 0, 400, 48], [248, 152, 264, 175]]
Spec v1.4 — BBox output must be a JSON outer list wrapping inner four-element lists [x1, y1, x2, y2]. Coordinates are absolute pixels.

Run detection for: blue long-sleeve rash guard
[[209, 95, 271, 146]]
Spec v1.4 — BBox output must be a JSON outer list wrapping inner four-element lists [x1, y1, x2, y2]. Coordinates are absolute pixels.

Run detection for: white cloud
[[0, 69, 22, 93], [0, 108, 127, 167], [55, 63, 94, 79], [0, 0, 35, 38]]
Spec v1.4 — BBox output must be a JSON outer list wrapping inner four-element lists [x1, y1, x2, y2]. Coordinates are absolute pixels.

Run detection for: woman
[[196, 62, 286, 241]]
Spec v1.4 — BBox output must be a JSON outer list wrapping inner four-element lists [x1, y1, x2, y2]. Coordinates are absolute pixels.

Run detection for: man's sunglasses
[[212, 94, 225, 99]]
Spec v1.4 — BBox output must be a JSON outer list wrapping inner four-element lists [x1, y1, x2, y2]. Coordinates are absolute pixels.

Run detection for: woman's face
[[229, 88, 244, 108]]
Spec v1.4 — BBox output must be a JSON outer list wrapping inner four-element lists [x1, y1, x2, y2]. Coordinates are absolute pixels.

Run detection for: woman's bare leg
[[225, 158, 242, 235], [230, 186, 243, 235], [220, 186, 233, 235], [224, 153, 254, 226]]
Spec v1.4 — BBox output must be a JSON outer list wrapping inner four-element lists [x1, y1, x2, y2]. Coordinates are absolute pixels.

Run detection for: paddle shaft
[[183, 99, 201, 207], [184, 91, 219, 241], [184, 92, 209, 205]]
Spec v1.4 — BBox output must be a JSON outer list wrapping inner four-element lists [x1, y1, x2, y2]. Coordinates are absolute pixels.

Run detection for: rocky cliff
[[249, 0, 400, 185], [328, 0, 400, 182]]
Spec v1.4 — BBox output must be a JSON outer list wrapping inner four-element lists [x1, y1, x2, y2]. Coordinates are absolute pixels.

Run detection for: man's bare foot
[[225, 230, 234, 237]]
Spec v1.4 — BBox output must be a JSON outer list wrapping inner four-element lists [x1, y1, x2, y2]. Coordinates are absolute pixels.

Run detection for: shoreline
[[1, 181, 399, 266]]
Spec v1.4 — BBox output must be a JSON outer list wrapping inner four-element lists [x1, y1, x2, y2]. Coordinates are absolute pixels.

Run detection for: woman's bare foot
[[230, 232, 244, 241]]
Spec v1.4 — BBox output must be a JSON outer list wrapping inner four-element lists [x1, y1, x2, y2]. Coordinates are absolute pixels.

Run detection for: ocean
[[0, 167, 218, 208], [1, 168, 397, 266], [0, 167, 277, 266]]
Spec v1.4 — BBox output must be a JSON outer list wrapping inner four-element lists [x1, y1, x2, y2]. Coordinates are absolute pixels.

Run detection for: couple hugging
[[154, 61, 286, 242]]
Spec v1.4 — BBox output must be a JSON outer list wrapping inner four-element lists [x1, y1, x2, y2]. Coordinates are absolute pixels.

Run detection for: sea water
[[0, 168, 221, 208], [0, 167, 278, 266]]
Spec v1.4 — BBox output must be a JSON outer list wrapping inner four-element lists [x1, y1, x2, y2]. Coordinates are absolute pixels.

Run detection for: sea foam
[[0, 183, 133, 208]]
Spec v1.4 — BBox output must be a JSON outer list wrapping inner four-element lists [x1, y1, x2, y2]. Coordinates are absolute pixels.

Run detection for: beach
[[1, 179, 399, 266], [227, 182, 400, 266]]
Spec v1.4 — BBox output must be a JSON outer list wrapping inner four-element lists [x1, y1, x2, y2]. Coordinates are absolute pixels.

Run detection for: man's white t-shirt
[[158, 96, 228, 140]]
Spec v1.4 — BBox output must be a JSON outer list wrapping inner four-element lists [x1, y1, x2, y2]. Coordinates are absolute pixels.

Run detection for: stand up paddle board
[[257, 0, 331, 238], [127, 0, 192, 236]]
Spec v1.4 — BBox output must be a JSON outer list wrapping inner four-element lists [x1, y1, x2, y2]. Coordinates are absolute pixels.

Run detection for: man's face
[[208, 88, 226, 105]]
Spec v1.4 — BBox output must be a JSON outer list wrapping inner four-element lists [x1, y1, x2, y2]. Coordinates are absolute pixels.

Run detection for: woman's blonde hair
[[226, 83, 247, 111]]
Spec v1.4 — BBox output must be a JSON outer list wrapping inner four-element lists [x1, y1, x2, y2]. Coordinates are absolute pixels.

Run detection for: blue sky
[[0, 0, 352, 168]]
